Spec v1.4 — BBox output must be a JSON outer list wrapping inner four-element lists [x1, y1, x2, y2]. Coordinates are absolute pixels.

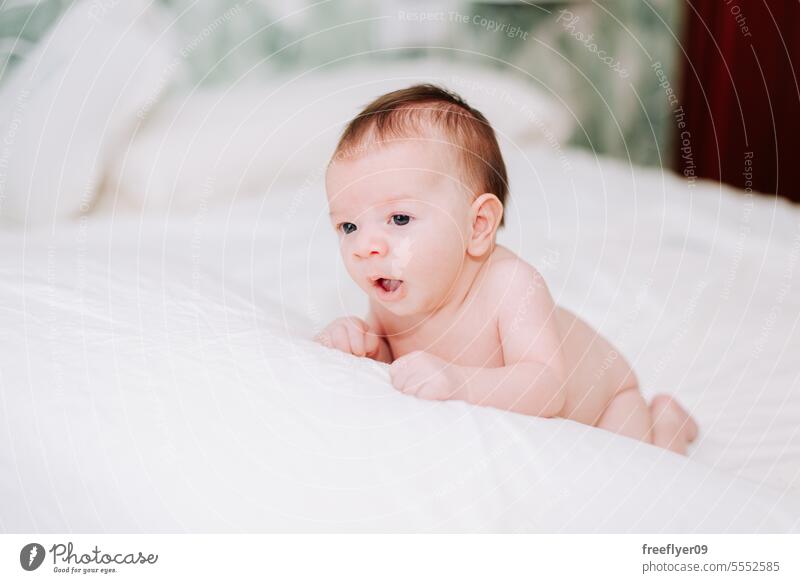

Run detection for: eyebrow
[[328, 196, 418, 218]]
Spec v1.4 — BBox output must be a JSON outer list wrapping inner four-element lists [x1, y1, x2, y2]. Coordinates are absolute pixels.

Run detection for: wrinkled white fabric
[[1, 142, 798, 532]]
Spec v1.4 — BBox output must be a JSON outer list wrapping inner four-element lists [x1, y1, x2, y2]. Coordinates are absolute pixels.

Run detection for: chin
[[380, 295, 430, 317], [382, 295, 443, 319], [380, 302, 415, 317]]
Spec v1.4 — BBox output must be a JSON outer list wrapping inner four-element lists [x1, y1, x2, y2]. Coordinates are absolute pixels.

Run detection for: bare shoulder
[[485, 245, 566, 376], [480, 244, 560, 343], [483, 245, 548, 297]]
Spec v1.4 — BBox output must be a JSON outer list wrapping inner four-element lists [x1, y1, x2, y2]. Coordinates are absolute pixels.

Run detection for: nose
[[352, 228, 388, 259]]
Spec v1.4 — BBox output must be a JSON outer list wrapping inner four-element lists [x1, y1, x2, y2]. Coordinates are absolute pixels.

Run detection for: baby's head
[[325, 84, 508, 317]]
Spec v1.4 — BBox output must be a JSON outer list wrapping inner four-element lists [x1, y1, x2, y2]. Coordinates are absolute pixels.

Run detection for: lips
[[377, 278, 402, 292], [370, 275, 405, 301]]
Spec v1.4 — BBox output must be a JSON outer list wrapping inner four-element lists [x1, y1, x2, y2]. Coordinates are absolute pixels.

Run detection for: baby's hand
[[313, 316, 382, 359], [390, 350, 462, 401]]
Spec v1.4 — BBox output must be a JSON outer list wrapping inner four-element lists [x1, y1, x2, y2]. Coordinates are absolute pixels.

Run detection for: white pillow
[[0, 0, 175, 226], [103, 59, 573, 213]]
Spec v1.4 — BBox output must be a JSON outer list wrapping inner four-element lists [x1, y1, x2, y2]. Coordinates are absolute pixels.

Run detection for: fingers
[[345, 321, 366, 357], [389, 354, 420, 396], [312, 330, 332, 348], [390, 352, 454, 400], [331, 325, 351, 354], [363, 328, 381, 357], [388, 358, 405, 389], [390, 372, 416, 396], [314, 317, 378, 359]]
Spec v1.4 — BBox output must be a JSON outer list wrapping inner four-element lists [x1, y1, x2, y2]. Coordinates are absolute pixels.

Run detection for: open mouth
[[371, 276, 405, 300]]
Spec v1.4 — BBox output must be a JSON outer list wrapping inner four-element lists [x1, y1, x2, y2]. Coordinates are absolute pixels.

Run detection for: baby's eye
[[338, 222, 357, 235], [391, 214, 411, 226]]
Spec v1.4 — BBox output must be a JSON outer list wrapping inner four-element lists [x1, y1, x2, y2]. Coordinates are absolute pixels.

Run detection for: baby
[[314, 84, 698, 455]]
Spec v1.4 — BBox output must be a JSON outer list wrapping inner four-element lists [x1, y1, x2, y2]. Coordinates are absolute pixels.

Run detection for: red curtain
[[678, 1, 800, 201]]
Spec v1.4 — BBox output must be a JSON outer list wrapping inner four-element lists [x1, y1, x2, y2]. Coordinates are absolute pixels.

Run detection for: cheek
[[411, 220, 466, 280], [339, 243, 360, 279], [341, 252, 354, 277]]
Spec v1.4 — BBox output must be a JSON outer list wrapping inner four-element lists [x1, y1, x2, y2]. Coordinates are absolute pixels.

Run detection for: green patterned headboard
[[1, 0, 684, 167]]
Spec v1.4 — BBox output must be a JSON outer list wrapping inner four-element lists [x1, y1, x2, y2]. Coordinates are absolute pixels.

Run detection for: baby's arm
[[453, 261, 567, 418]]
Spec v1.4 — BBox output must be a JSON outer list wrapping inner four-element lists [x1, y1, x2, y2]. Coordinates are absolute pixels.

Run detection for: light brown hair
[[331, 84, 508, 227]]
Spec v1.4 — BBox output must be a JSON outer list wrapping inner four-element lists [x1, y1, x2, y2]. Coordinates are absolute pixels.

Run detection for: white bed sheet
[[1, 143, 798, 532]]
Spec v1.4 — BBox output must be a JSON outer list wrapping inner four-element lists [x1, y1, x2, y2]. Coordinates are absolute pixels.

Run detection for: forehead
[[325, 139, 463, 212]]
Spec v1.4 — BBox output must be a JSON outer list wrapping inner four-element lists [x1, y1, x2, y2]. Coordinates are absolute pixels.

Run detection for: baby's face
[[326, 139, 473, 317]]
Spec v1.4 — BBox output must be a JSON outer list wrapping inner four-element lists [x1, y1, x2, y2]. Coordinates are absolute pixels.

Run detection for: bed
[[1, 0, 798, 533]]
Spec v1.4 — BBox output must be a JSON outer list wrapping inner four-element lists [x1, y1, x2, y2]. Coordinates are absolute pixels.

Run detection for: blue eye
[[338, 222, 357, 235], [391, 214, 411, 226]]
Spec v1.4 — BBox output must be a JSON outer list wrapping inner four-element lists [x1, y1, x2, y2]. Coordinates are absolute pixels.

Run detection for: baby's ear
[[467, 193, 503, 257]]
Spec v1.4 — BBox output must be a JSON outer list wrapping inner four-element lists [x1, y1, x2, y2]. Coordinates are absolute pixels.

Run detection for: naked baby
[[314, 84, 698, 455]]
